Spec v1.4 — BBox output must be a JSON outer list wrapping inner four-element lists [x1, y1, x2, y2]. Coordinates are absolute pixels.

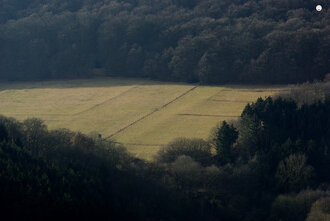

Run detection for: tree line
[[0, 82, 329, 220], [0, 0, 329, 83]]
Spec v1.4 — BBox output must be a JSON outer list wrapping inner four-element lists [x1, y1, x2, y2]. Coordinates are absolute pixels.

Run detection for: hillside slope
[[0, 0, 329, 83]]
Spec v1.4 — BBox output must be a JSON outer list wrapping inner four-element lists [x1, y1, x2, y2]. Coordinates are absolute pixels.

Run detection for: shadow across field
[[0, 77, 293, 91], [0, 77, 193, 90]]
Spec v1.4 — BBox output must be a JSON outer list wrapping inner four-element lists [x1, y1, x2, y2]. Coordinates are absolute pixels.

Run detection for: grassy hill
[[0, 78, 289, 159]]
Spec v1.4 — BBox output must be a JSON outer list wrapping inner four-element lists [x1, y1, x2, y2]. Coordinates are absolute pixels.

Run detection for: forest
[[0, 0, 329, 83], [1, 0, 330, 220], [0, 82, 329, 220]]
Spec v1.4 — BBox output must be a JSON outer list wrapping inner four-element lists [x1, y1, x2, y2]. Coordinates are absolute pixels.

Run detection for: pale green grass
[[0, 78, 288, 160]]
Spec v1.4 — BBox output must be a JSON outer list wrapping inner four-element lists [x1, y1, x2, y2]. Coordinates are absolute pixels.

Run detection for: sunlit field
[[0, 78, 289, 160]]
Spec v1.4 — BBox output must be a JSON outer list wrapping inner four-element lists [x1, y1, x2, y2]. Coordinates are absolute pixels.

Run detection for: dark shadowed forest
[[0, 82, 329, 220], [0, 0, 329, 83], [1, 0, 330, 220]]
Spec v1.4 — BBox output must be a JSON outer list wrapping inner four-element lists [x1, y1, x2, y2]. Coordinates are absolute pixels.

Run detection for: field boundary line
[[105, 85, 199, 139], [73, 86, 139, 115]]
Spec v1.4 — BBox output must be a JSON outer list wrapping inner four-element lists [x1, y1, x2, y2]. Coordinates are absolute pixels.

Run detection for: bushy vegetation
[[306, 197, 330, 221], [0, 0, 329, 83], [155, 137, 212, 165], [1, 82, 329, 220], [277, 80, 330, 105], [0, 116, 210, 220], [271, 190, 330, 221]]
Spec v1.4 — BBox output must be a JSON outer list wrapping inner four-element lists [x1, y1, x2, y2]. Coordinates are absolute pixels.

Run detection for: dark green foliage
[[0, 0, 329, 83], [238, 97, 330, 191], [0, 116, 210, 220], [206, 95, 329, 220], [275, 154, 314, 192], [171, 155, 202, 191], [271, 190, 330, 221], [214, 121, 238, 164]]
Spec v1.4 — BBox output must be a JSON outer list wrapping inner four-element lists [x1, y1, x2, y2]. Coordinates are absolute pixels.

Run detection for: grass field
[[0, 78, 289, 160]]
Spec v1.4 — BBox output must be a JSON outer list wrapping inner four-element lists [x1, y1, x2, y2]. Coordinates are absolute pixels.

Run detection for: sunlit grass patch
[[0, 77, 288, 160]]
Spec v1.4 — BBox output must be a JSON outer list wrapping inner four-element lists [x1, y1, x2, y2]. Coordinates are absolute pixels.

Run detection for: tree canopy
[[0, 0, 329, 83]]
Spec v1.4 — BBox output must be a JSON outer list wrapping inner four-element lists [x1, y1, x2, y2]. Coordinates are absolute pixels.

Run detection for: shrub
[[171, 155, 202, 190], [306, 197, 330, 221], [276, 154, 314, 192], [271, 189, 330, 221], [155, 138, 212, 165]]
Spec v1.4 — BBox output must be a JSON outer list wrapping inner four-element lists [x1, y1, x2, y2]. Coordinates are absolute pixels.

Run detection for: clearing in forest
[[0, 78, 289, 160]]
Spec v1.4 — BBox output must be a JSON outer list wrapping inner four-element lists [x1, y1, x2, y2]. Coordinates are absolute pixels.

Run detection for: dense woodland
[[0, 0, 329, 83], [1, 0, 330, 219], [0, 82, 329, 220]]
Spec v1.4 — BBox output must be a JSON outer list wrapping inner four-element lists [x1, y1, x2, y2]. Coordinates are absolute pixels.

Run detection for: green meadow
[[0, 78, 289, 160]]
